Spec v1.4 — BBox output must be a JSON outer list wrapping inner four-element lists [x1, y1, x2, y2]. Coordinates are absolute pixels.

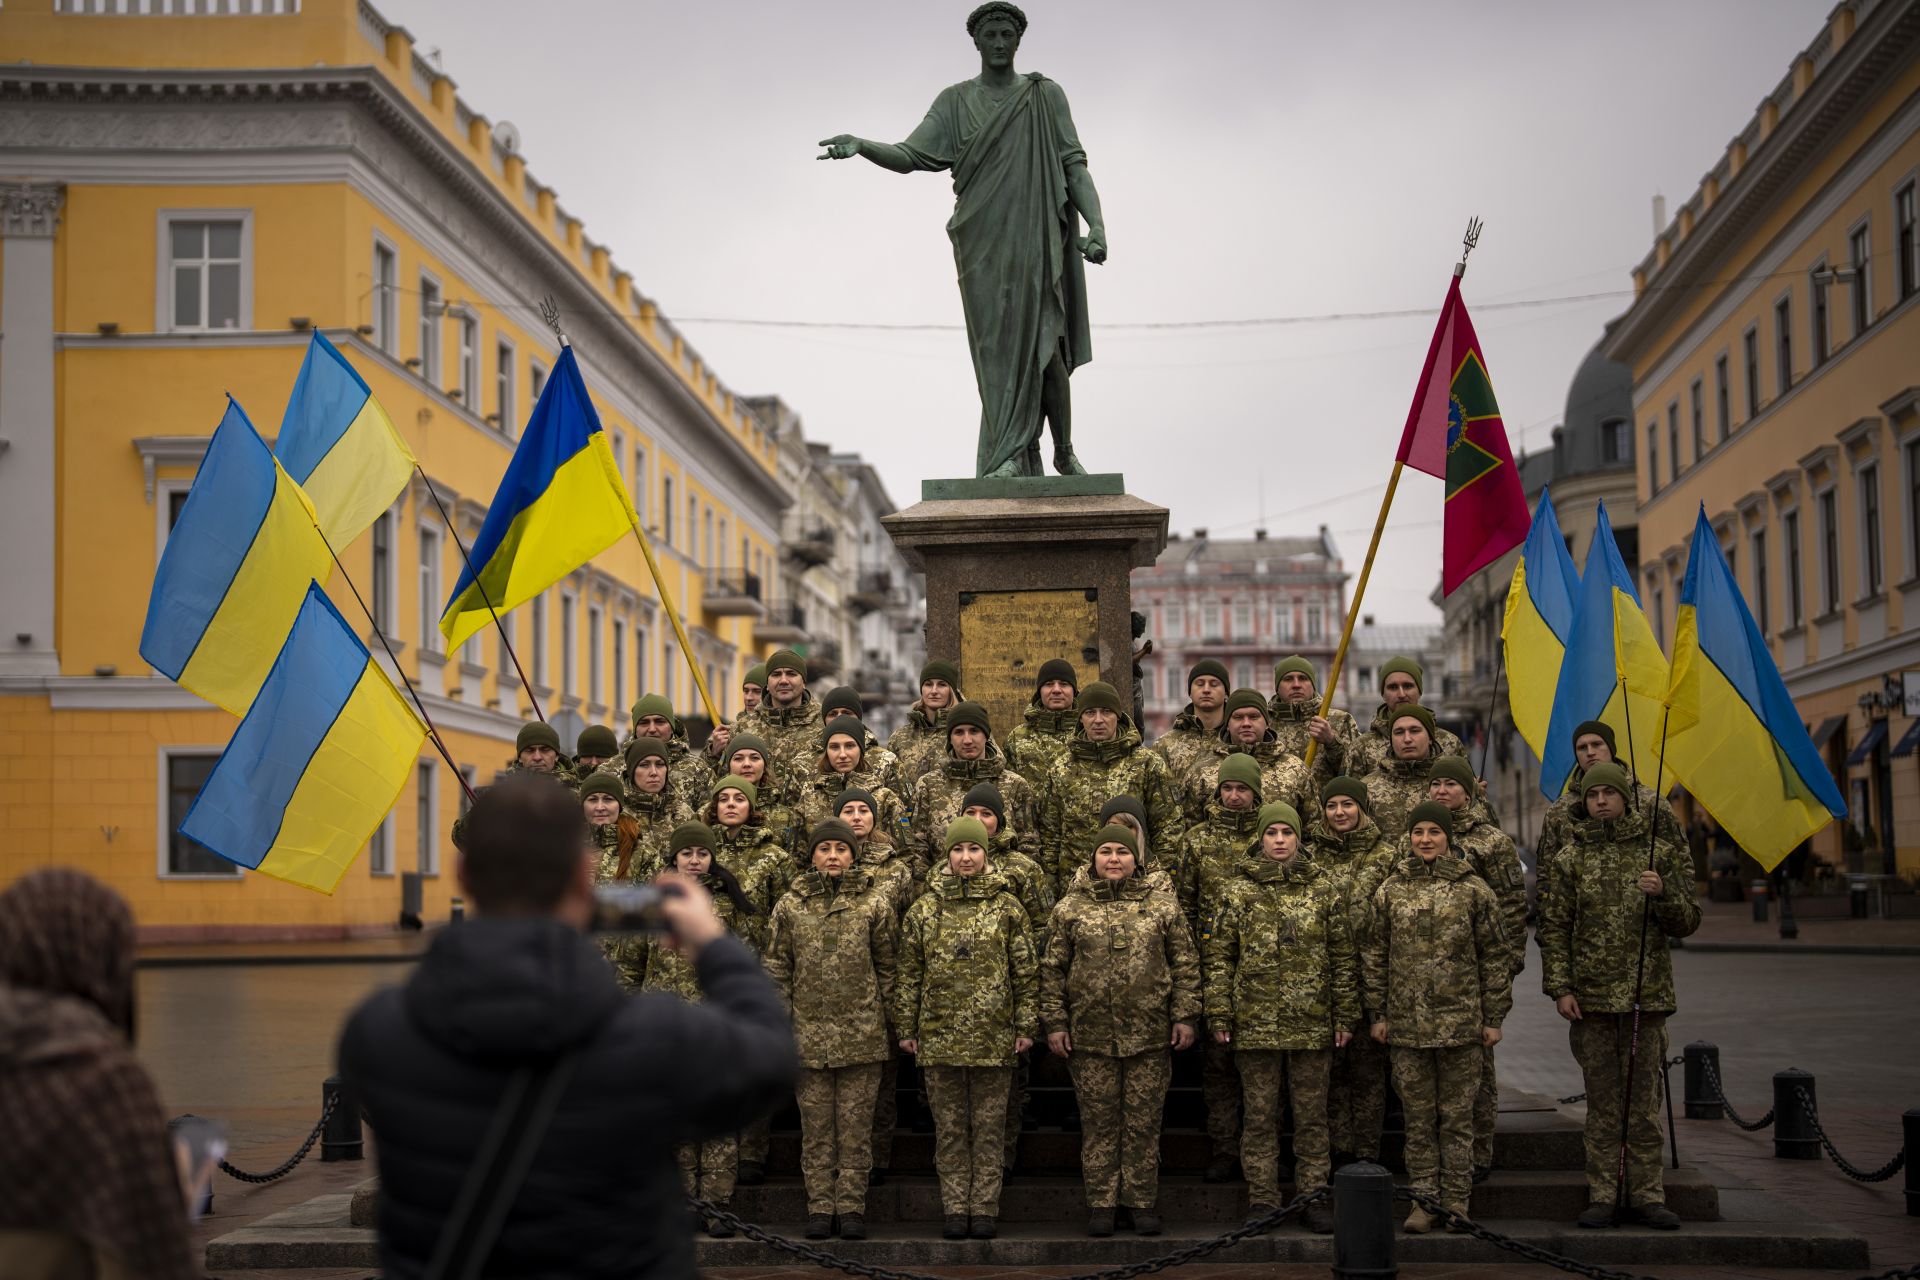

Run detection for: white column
[[0, 182, 65, 677]]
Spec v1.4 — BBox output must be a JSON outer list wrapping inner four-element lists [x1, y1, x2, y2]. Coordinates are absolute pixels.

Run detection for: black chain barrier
[[685, 1187, 1326, 1280], [1699, 1054, 1775, 1131], [217, 1090, 338, 1184], [1793, 1085, 1908, 1183], [1559, 1054, 1684, 1105]]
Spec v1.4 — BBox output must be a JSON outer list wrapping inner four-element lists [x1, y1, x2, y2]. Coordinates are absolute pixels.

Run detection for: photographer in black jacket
[[339, 772, 797, 1279]]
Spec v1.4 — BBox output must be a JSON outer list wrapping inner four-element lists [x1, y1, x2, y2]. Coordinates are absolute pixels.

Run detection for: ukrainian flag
[[141, 398, 334, 715], [1540, 500, 1670, 798], [1502, 487, 1581, 760], [179, 583, 427, 893], [439, 345, 637, 653], [1667, 507, 1844, 870], [275, 331, 415, 545]]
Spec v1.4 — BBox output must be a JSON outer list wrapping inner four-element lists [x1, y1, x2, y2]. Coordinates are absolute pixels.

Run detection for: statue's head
[[968, 1, 1026, 65]]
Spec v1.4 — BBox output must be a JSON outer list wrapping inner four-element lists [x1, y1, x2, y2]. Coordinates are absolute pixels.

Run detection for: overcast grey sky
[[381, 0, 1819, 623]]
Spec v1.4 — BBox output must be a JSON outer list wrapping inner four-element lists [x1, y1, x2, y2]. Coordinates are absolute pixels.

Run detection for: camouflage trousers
[[871, 1053, 899, 1171], [1068, 1048, 1171, 1210], [739, 1113, 770, 1169], [1005, 1051, 1029, 1169], [1328, 1031, 1389, 1160], [923, 1064, 1013, 1216], [676, 1133, 738, 1203], [797, 1062, 882, 1216], [1475, 1042, 1498, 1168], [1570, 1013, 1669, 1207], [1201, 1026, 1240, 1161], [1237, 1048, 1331, 1207], [1390, 1042, 1479, 1212]]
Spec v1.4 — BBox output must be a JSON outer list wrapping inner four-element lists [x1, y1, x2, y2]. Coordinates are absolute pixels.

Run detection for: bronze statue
[[819, 1, 1107, 479]]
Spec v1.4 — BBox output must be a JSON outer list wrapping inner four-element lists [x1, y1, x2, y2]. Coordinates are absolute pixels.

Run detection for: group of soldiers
[[468, 644, 1701, 1241]]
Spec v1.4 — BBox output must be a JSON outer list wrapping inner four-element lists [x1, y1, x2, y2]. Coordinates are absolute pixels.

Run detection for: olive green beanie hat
[[1408, 799, 1454, 836], [1429, 755, 1477, 790], [1216, 753, 1263, 798], [1223, 688, 1271, 721], [709, 774, 759, 807], [575, 725, 619, 760], [516, 721, 560, 754], [943, 816, 991, 852], [766, 648, 806, 678], [920, 658, 961, 689], [1380, 656, 1426, 694], [1581, 761, 1632, 798], [1322, 775, 1372, 814], [578, 772, 622, 802], [630, 693, 674, 725], [744, 663, 768, 687], [1188, 658, 1230, 690], [1390, 703, 1438, 738], [669, 820, 718, 856], [1273, 654, 1318, 688], [1078, 681, 1124, 715], [1255, 801, 1302, 835], [1091, 822, 1140, 860]]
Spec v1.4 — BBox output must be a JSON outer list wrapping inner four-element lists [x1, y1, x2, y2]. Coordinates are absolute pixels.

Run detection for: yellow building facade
[[1604, 0, 1920, 875], [0, 0, 800, 937]]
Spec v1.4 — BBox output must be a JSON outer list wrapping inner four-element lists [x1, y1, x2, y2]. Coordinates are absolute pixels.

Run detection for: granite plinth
[[921, 473, 1125, 500]]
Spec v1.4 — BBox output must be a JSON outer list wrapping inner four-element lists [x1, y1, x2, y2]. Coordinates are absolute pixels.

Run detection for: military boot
[[1401, 1204, 1436, 1234]]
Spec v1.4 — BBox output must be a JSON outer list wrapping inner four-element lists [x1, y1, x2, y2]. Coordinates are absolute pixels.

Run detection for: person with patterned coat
[[717, 734, 805, 858], [1042, 822, 1201, 1238], [817, 686, 906, 795], [1004, 658, 1080, 781], [1266, 655, 1361, 785], [449, 722, 569, 849], [620, 694, 715, 816], [832, 785, 917, 1184], [1323, 657, 1467, 779], [1034, 682, 1181, 894], [569, 724, 622, 789], [734, 648, 825, 789], [1181, 688, 1319, 825], [740, 662, 767, 714], [607, 739, 689, 878], [1356, 704, 1446, 842], [796, 715, 909, 844], [908, 701, 1040, 868], [887, 659, 965, 795], [1150, 658, 1230, 796], [1533, 720, 1685, 921]]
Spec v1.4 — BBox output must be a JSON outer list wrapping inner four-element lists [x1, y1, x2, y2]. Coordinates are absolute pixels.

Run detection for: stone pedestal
[[882, 483, 1168, 740]]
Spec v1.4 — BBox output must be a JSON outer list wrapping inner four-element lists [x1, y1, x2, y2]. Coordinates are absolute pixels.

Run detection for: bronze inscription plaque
[[957, 588, 1098, 744]]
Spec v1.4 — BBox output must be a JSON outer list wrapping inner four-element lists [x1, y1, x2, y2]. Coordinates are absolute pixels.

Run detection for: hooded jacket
[[987, 834, 1058, 952], [1334, 702, 1467, 778], [338, 918, 795, 1280], [1362, 854, 1511, 1047], [764, 868, 898, 1069], [735, 692, 825, 787], [796, 768, 908, 845], [1149, 705, 1220, 795], [1534, 765, 1685, 916], [1035, 718, 1181, 891], [886, 698, 958, 793], [1388, 805, 1528, 977], [1181, 731, 1319, 826], [613, 730, 713, 816], [1538, 808, 1700, 1015], [908, 741, 1040, 867], [1357, 748, 1440, 845], [1303, 815, 1396, 952], [1202, 853, 1359, 1050], [893, 867, 1038, 1067], [1040, 867, 1201, 1057], [1266, 697, 1361, 782], [1005, 700, 1077, 781], [1174, 801, 1264, 939]]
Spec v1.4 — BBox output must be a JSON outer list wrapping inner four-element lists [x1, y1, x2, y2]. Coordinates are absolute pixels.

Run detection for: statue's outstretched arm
[[1066, 162, 1106, 262], [817, 135, 917, 174]]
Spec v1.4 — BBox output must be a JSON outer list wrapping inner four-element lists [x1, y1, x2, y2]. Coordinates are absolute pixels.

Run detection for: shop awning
[[1810, 715, 1849, 750], [1846, 720, 1888, 765], [1892, 720, 1920, 759]]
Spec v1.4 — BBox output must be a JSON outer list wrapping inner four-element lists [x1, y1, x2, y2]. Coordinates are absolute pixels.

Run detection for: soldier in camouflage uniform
[[1042, 822, 1201, 1236], [1304, 777, 1396, 1164], [765, 819, 898, 1240], [1035, 682, 1181, 894], [1357, 704, 1445, 841], [835, 787, 916, 1181], [1150, 658, 1230, 797], [1267, 655, 1361, 786], [796, 715, 909, 842], [450, 722, 570, 848], [1204, 802, 1357, 1234], [718, 734, 805, 858], [607, 738, 689, 880], [1321, 657, 1467, 779], [887, 659, 964, 795], [1534, 720, 1685, 923], [894, 817, 1039, 1240], [1539, 763, 1699, 1230], [819, 686, 905, 796], [1170, 754, 1262, 1182], [741, 662, 767, 714], [583, 772, 647, 986], [636, 821, 762, 1234], [1005, 657, 1080, 781], [1182, 688, 1319, 825], [1362, 802, 1511, 1233], [570, 724, 620, 789], [733, 648, 825, 789], [622, 694, 715, 816], [909, 701, 1040, 868]]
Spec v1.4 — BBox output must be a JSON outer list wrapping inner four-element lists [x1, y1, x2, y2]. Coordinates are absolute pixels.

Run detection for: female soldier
[[798, 715, 908, 840], [636, 821, 760, 1236], [617, 737, 690, 880], [765, 819, 898, 1241], [1203, 802, 1357, 1235], [893, 817, 1038, 1241], [836, 786, 915, 1187], [1096, 796, 1179, 896], [720, 734, 803, 856], [1042, 823, 1200, 1237], [583, 772, 644, 987], [1362, 801, 1510, 1233]]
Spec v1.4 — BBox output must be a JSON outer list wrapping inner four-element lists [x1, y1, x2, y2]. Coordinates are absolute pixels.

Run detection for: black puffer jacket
[[338, 917, 796, 1279]]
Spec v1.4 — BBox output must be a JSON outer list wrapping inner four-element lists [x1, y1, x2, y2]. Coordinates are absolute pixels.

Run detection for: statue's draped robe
[[900, 73, 1093, 476]]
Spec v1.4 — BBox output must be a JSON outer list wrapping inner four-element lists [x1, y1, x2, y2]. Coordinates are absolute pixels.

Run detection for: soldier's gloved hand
[[1481, 1026, 1502, 1048], [1333, 1029, 1353, 1049], [1170, 1023, 1195, 1051], [1369, 1020, 1389, 1045], [1014, 1036, 1033, 1054], [1047, 1031, 1072, 1057]]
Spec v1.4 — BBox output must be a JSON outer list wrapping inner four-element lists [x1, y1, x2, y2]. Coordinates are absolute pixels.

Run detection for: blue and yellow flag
[[1502, 487, 1581, 760], [141, 398, 334, 715], [179, 583, 427, 893], [276, 331, 415, 545], [440, 346, 636, 653], [1667, 507, 1844, 870], [1540, 501, 1670, 799]]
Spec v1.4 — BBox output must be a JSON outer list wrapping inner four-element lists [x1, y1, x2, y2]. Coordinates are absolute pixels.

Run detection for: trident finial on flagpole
[[1456, 217, 1484, 278], [539, 294, 570, 348]]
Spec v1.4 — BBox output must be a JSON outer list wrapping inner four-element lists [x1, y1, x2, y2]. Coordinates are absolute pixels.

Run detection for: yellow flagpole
[[624, 508, 723, 728], [1304, 460, 1405, 772]]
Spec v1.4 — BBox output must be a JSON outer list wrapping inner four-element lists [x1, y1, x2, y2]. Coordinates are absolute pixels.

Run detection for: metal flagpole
[[416, 464, 544, 723]]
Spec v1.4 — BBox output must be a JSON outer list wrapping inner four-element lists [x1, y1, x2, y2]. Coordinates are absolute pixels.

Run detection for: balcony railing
[[702, 571, 764, 618], [752, 600, 807, 646], [784, 521, 836, 568], [848, 569, 893, 614], [805, 638, 843, 680]]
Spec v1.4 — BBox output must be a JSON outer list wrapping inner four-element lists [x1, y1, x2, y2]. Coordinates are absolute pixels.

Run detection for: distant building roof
[[1350, 622, 1440, 653]]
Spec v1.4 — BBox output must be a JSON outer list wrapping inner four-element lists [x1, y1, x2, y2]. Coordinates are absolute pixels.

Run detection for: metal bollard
[[1772, 1069, 1819, 1160], [1849, 875, 1870, 919], [1332, 1160, 1397, 1279], [321, 1075, 363, 1162], [450, 896, 465, 924], [1778, 876, 1798, 940], [1750, 879, 1770, 922], [1905, 1110, 1920, 1217], [1683, 1041, 1722, 1120]]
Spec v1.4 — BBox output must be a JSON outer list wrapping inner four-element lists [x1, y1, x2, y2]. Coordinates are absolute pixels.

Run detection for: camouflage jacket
[[613, 731, 713, 815], [1004, 702, 1076, 782], [710, 820, 788, 947], [794, 770, 909, 848], [734, 694, 825, 789], [638, 869, 755, 1000], [1040, 870, 1202, 1057], [614, 788, 690, 881], [1356, 750, 1438, 846], [590, 819, 647, 986], [1150, 706, 1222, 797], [1535, 768, 1684, 916], [1362, 855, 1512, 1047], [1538, 808, 1700, 1015], [1202, 854, 1359, 1050], [1332, 703, 1467, 779], [1303, 816, 1397, 955], [987, 835, 1058, 953], [908, 745, 1040, 866], [765, 867, 898, 1068], [886, 700, 954, 795], [893, 867, 1039, 1067], [1173, 802, 1264, 941], [1266, 698, 1361, 786], [1180, 733, 1320, 825], [1035, 721, 1182, 891], [857, 836, 923, 918]]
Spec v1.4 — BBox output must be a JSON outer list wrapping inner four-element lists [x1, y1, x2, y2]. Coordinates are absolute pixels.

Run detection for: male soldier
[[909, 701, 1040, 870], [570, 725, 620, 787], [625, 694, 714, 814], [1005, 658, 1079, 781], [888, 660, 964, 793], [1151, 659, 1230, 795], [1182, 689, 1318, 825], [451, 721, 569, 847], [1539, 763, 1699, 1230], [1534, 720, 1684, 919], [1171, 752, 1263, 1182], [1357, 704, 1444, 840], [1035, 682, 1181, 894], [741, 663, 767, 714], [1324, 657, 1467, 779], [735, 648, 824, 784], [1268, 655, 1360, 785], [1304, 778, 1396, 1166]]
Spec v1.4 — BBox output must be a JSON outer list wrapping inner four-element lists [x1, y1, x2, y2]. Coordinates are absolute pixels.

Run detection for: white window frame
[[157, 209, 254, 333], [455, 311, 479, 408], [370, 233, 398, 353], [561, 590, 577, 697], [156, 745, 244, 880], [497, 609, 518, 684], [415, 760, 439, 876], [528, 357, 549, 407], [531, 594, 549, 689], [368, 813, 395, 877], [370, 507, 398, 635], [1231, 600, 1252, 641], [495, 337, 517, 435], [417, 271, 442, 386], [1689, 376, 1705, 463], [1232, 659, 1254, 690], [155, 478, 194, 563], [613, 618, 627, 714], [1306, 603, 1324, 643], [1200, 603, 1222, 641], [417, 523, 442, 655], [1273, 603, 1292, 644]]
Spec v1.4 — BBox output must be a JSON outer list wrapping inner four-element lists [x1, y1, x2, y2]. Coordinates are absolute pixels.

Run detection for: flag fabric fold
[[1666, 507, 1844, 870], [275, 331, 416, 545], [1540, 501, 1671, 799], [1502, 487, 1581, 760], [140, 397, 334, 715], [179, 583, 426, 893], [1397, 274, 1532, 594], [439, 346, 637, 654]]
